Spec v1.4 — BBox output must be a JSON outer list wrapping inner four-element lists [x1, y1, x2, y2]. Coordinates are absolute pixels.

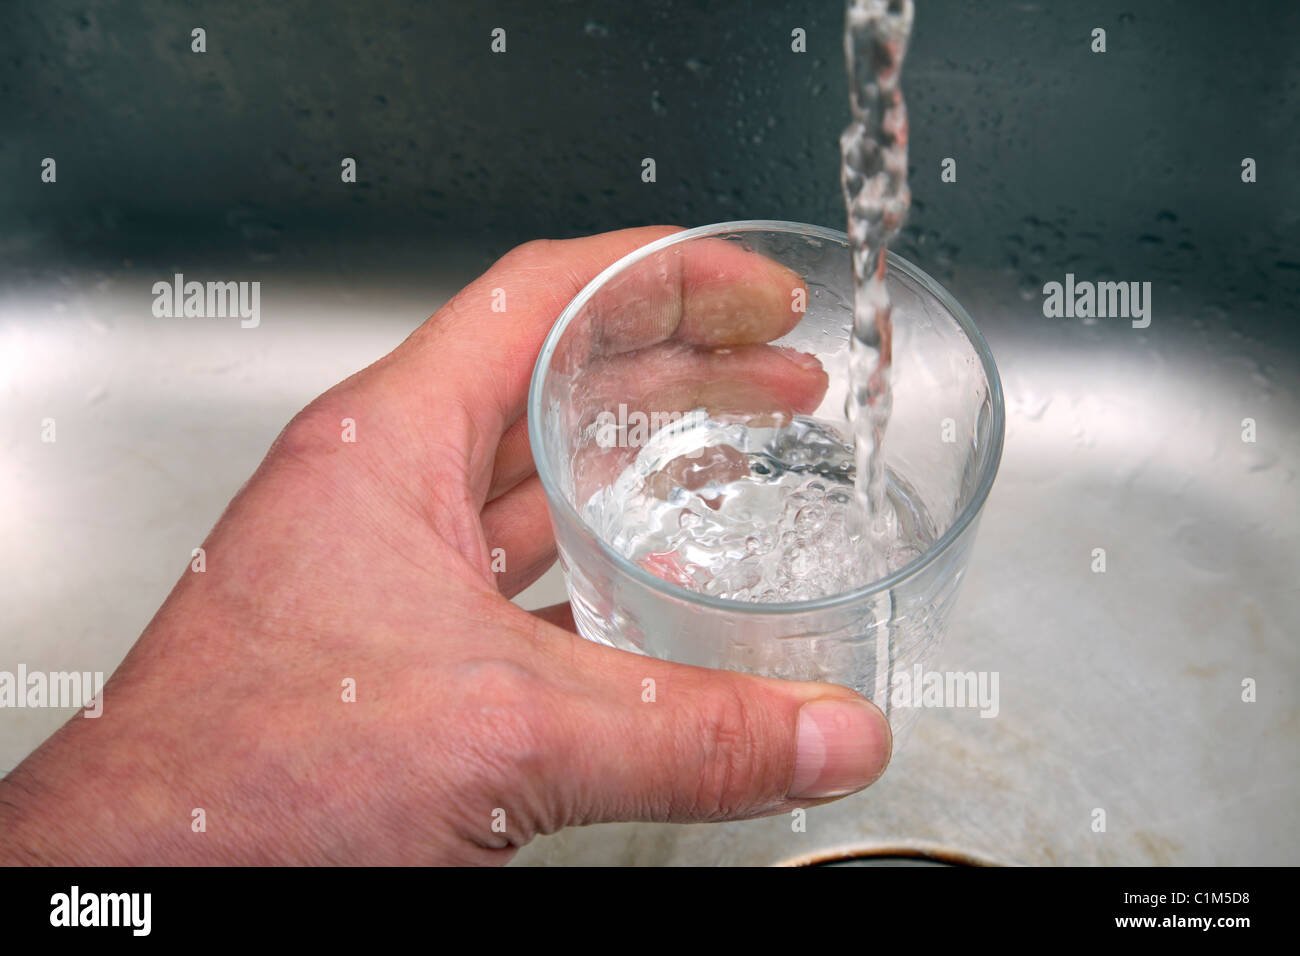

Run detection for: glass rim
[[527, 219, 1006, 615]]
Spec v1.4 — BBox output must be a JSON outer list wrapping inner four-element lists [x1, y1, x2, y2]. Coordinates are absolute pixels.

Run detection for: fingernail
[[789, 698, 892, 799], [776, 346, 823, 373]]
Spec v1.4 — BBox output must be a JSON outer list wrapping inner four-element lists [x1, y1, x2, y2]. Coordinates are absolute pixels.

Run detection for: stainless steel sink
[[4, 250, 1294, 865]]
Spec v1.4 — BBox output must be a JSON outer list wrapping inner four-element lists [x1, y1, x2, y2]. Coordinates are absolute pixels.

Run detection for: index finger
[[384, 227, 809, 482], [580, 235, 809, 356]]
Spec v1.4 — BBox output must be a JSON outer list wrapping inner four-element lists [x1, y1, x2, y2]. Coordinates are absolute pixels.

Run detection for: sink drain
[[778, 844, 997, 867]]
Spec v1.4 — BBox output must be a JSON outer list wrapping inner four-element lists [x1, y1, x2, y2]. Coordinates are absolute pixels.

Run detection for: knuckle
[[439, 657, 568, 844], [433, 238, 555, 328], [688, 684, 767, 818], [499, 238, 555, 271], [271, 399, 349, 469], [449, 659, 554, 788]]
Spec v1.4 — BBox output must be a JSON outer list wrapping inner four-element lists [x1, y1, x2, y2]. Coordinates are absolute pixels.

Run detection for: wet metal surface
[[3, 256, 1294, 865]]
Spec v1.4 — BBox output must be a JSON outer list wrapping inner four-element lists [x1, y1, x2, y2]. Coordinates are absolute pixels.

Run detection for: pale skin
[[0, 226, 891, 865]]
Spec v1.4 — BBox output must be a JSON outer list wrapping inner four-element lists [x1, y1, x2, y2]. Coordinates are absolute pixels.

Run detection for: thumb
[[530, 623, 893, 829]]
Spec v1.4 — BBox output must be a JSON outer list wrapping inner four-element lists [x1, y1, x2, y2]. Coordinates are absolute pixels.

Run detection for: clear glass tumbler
[[528, 220, 1004, 736]]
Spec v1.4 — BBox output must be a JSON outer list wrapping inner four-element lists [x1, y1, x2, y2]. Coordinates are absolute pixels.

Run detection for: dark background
[[3, 0, 1298, 312]]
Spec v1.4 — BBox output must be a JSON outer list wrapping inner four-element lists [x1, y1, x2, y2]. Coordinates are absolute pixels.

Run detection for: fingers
[[509, 620, 892, 829], [582, 237, 808, 356], [486, 416, 534, 503], [568, 342, 830, 504], [480, 475, 556, 597], [389, 227, 688, 491], [487, 340, 828, 511], [385, 228, 810, 499], [582, 342, 828, 420]]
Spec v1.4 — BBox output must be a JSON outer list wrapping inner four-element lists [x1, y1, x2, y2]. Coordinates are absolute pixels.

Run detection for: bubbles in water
[[583, 415, 935, 603]]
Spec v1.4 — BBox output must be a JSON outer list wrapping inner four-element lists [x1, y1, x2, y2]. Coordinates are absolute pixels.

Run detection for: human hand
[[0, 226, 891, 865]]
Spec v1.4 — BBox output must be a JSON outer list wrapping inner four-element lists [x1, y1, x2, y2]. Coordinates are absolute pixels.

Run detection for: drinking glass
[[528, 220, 1004, 736]]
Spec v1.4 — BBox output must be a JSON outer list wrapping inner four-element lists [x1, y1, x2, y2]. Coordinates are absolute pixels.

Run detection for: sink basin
[[2, 248, 1295, 866]]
